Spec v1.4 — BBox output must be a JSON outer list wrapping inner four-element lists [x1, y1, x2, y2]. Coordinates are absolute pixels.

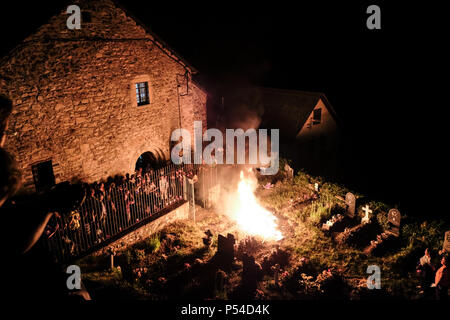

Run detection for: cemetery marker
[[444, 231, 450, 252], [345, 192, 356, 218], [361, 205, 372, 224], [284, 164, 294, 183], [386, 209, 401, 237]]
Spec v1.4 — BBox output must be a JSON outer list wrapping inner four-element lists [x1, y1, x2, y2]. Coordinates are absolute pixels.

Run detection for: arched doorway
[[135, 151, 162, 172]]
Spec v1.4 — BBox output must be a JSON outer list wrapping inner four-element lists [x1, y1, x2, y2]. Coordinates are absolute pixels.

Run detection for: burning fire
[[230, 170, 283, 241]]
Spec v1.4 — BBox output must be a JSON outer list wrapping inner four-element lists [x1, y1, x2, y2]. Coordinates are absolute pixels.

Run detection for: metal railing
[[42, 163, 215, 263]]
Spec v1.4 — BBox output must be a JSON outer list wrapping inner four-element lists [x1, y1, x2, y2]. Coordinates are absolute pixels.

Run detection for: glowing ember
[[231, 171, 283, 241]]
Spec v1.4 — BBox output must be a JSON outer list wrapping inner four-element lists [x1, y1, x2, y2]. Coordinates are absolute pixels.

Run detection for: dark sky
[[0, 1, 446, 217]]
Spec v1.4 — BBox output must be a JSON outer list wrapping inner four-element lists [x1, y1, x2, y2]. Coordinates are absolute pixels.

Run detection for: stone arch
[[128, 143, 168, 174], [135, 151, 164, 172]]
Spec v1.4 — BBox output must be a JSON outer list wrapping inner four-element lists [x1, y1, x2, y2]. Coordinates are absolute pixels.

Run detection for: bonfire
[[228, 170, 283, 241]]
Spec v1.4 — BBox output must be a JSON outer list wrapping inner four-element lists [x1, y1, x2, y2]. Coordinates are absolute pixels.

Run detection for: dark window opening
[[82, 11, 92, 23], [135, 151, 165, 172], [32, 160, 55, 192], [136, 82, 150, 106], [313, 108, 322, 125]]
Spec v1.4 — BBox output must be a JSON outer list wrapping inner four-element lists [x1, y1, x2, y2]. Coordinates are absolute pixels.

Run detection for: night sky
[[0, 1, 446, 218]]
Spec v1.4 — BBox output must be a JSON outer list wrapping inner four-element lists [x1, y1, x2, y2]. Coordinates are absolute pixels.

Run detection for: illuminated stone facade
[[0, 0, 207, 191]]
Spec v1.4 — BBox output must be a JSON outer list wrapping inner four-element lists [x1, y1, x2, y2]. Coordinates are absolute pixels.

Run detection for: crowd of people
[[416, 248, 449, 300], [44, 165, 198, 256]]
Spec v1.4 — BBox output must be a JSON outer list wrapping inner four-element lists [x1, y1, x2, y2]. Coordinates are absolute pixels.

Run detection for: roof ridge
[[110, 0, 198, 74], [0, 0, 198, 74]]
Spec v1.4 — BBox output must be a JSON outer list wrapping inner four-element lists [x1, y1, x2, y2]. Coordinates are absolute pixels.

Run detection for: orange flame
[[230, 170, 283, 241]]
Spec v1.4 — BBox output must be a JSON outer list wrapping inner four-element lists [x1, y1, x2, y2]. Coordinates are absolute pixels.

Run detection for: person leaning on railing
[[0, 95, 89, 300]]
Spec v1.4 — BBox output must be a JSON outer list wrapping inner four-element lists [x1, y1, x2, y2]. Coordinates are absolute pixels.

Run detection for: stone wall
[[93, 202, 189, 257], [0, 0, 207, 191]]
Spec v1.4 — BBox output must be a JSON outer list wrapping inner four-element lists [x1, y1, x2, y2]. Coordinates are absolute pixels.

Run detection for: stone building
[[259, 87, 341, 178], [0, 0, 207, 192]]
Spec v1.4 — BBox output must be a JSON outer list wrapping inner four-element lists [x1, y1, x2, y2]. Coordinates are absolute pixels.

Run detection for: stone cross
[[444, 231, 450, 252], [345, 192, 356, 218], [361, 205, 372, 224]]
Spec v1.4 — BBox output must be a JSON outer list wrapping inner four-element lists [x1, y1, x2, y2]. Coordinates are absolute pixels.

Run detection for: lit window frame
[[135, 82, 150, 107]]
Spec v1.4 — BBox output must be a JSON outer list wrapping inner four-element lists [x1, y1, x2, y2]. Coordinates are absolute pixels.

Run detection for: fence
[[198, 164, 220, 209], [42, 163, 219, 263]]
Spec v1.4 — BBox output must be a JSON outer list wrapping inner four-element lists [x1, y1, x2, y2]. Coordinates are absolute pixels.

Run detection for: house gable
[[296, 98, 338, 140], [259, 87, 339, 140]]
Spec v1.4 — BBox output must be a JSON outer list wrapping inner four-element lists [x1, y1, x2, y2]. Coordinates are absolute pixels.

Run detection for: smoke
[[223, 84, 264, 131]]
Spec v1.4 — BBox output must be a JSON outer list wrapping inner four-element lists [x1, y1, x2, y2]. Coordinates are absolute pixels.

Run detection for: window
[[32, 160, 55, 192], [135, 82, 150, 106], [312, 108, 322, 125]]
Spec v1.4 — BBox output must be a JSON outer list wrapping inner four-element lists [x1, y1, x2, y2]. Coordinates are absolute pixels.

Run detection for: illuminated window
[[32, 160, 55, 192], [135, 82, 150, 106], [313, 108, 322, 125]]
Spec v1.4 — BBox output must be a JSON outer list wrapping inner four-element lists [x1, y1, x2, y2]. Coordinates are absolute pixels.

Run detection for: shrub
[[298, 273, 321, 297], [144, 233, 161, 253], [236, 237, 265, 260], [401, 219, 446, 253], [132, 249, 146, 264], [315, 268, 348, 298], [294, 170, 310, 188], [308, 201, 332, 225]]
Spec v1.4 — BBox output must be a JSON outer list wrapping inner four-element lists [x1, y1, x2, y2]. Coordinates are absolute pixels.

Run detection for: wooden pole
[[192, 182, 196, 223], [110, 254, 114, 270]]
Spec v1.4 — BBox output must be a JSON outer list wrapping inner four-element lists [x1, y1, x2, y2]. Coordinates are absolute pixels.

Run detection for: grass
[[79, 169, 447, 300]]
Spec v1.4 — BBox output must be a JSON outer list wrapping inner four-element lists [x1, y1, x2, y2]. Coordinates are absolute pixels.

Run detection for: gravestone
[[242, 254, 258, 292], [284, 164, 294, 183], [217, 233, 235, 269], [271, 263, 281, 287], [444, 231, 450, 252], [385, 209, 401, 237], [215, 269, 227, 294], [345, 192, 356, 218], [203, 230, 213, 247]]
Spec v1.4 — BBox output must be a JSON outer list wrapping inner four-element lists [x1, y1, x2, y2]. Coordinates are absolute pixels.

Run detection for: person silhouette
[[0, 95, 89, 300]]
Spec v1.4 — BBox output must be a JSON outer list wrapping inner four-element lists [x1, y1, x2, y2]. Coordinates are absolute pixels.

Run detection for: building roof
[[259, 87, 340, 139], [0, 0, 198, 74], [110, 0, 198, 74]]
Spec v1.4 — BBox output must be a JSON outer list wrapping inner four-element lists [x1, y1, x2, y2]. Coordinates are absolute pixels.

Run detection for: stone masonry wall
[[0, 0, 207, 191], [93, 202, 189, 257]]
